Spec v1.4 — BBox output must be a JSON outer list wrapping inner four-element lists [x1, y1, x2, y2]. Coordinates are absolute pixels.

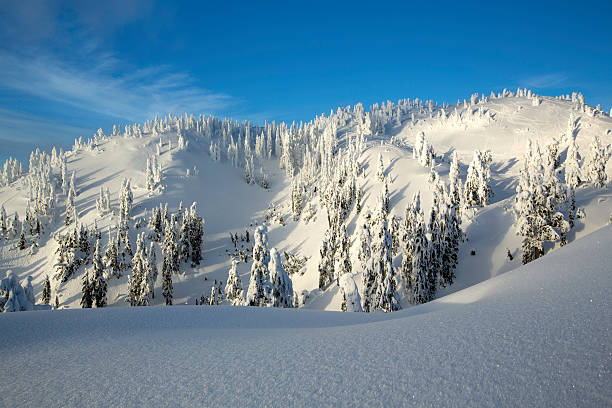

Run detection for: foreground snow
[[2, 225, 610, 407]]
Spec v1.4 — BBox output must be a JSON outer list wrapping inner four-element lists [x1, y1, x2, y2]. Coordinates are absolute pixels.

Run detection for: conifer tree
[[225, 259, 244, 306], [584, 133, 609, 187], [564, 132, 581, 189], [376, 153, 385, 182], [80, 271, 93, 308], [188, 202, 204, 266], [410, 204, 430, 304], [41, 275, 51, 305], [371, 198, 399, 312], [91, 239, 107, 307], [269, 248, 294, 308], [246, 226, 271, 306], [333, 224, 351, 285]]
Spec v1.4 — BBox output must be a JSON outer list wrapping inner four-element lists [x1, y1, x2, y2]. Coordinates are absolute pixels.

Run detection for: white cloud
[[520, 73, 568, 89], [0, 49, 234, 122]]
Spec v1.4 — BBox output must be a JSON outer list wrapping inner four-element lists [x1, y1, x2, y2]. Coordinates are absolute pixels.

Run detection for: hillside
[[1, 222, 610, 407], [0, 89, 611, 312]]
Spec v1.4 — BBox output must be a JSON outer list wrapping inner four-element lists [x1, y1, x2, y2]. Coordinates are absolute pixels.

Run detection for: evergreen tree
[[0, 205, 6, 238], [564, 132, 581, 189], [410, 204, 430, 304], [317, 226, 335, 290], [371, 198, 399, 312], [584, 133, 609, 187], [225, 259, 244, 305], [91, 239, 107, 307], [65, 187, 75, 225], [376, 153, 385, 182], [41, 275, 51, 305], [269, 248, 294, 308], [145, 242, 158, 301], [448, 151, 462, 212], [104, 231, 121, 278], [17, 226, 26, 250], [188, 202, 204, 266], [80, 271, 93, 308], [339, 273, 362, 312], [245, 226, 271, 306], [333, 224, 351, 285]]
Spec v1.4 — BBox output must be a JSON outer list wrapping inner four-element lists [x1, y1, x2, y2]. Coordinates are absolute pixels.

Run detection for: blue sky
[[1, 0, 611, 162]]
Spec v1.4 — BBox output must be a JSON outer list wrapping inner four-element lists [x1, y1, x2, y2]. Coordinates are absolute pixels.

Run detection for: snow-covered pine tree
[[178, 209, 191, 263], [584, 133, 609, 187], [339, 273, 362, 312], [333, 224, 351, 285], [119, 178, 133, 230], [318, 225, 336, 290], [376, 153, 385, 182], [564, 131, 581, 189], [143, 242, 158, 302], [161, 216, 178, 305], [269, 248, 293, 308], [24, 276, 35, 306], [463, 150, 492, 207], [41, 275, 51, 305], [225, 259, 244, 306], [246, 226, 271, 306], [440, 200, 461, 287], [65, 187, 75, 225], [1, 272, 34, 312], [127, 234, 147, 306], [290, 177, 303, 221], [91, 239, 107, 307], [80, 271, 93, 308], [0, 205, 6, 238], [188, 202, 204, 267], [410, 202, 430, 304], [448, 151, 462, 213], [371, 197, 399, 312]]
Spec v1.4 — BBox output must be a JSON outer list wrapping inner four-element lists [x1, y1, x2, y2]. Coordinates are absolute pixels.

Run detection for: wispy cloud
[[0, 50, 234, 122], [520, 73, 568, 89]]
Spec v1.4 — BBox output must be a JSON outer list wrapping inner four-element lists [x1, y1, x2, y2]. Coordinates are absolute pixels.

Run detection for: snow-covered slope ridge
[[1, 224, 610, 407], [0, 89, 611, 312]]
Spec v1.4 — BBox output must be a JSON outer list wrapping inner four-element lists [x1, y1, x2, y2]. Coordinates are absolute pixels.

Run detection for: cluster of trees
[[0, 272, 35, 312], [0, 157, 23, 187], [232, 226, 294, 308], [463, 150, 493, 208], [516, 128, 610, 263]]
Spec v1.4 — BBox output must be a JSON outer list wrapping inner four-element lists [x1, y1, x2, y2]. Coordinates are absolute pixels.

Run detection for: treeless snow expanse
[[1, 225, 610, 407]]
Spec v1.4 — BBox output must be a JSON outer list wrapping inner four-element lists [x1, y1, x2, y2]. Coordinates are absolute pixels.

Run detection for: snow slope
[[1, 92, 611, 311], [1, 224, 610, 407]]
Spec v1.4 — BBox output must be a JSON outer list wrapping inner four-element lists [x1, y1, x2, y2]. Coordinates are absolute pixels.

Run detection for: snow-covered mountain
[[1, 89, 611, 312], [1, 88, 611, 406]]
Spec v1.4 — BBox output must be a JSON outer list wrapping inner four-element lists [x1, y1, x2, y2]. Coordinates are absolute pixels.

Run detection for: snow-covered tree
[[269, 248, 293, 308], [333, 224, 351, 285], [41, 275, 51, 305], [1, 272, 34, 312], [80, 271, 93, 308], [246, 226, 271, 306], [584, 133, 609, 187], [463, 150, 492, 207], [376, 153, 385, 182], [564, 132, 582, 189], [91, 239, 107, 307], [225, 259, 244, 306], [339, 273, 362, 312]]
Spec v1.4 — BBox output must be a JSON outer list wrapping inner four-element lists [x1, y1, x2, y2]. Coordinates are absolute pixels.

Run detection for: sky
[[0, 0, 611, 162]]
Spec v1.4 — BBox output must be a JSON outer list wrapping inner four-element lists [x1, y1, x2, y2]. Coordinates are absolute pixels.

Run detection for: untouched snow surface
[[1, 225, 610, 407]]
